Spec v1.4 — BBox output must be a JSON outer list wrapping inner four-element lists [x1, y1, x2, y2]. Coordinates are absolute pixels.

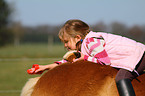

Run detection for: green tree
[[0, 0, 13, 46]]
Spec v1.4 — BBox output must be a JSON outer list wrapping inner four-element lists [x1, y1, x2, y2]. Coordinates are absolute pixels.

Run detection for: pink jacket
[[81, 31, 145, 72]]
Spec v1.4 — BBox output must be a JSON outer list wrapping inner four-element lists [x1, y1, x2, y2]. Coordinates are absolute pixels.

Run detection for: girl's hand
[[73, 52, 84, 62], [35, 63, 58, 74]]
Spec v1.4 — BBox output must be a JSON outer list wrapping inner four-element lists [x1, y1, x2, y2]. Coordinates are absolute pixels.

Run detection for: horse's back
[[32, 61, 118, 96], [32, 61, 145, 96]]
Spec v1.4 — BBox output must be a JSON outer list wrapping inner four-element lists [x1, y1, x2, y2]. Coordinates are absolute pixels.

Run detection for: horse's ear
[[63, 50, 77, 62], [63, 50, 81, 62]]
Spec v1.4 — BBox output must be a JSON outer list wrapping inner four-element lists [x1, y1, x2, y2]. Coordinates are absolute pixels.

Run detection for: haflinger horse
[[21, 60, 145, 96]]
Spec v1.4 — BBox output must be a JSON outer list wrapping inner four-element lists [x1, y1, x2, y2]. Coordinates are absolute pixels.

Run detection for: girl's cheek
[[64, 43, 68, 47]]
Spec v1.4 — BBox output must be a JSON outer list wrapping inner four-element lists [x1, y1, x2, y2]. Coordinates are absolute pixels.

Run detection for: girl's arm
[[35, 59, 68, 73], [35, 63, 58, 73], [84, 37, 111, 65]]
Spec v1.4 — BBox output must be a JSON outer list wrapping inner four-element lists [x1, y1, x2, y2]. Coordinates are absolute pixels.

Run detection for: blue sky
[[6, 0, 145, 26]]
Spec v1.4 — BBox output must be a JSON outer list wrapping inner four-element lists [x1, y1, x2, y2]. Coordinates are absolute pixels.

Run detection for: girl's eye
[[64, 40, 68, 43]]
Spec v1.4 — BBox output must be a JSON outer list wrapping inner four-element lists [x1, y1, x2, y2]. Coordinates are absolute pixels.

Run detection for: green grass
[[0, 43, 66, 96], [0, 57, 61, 96], [0, 43, 67, 58]]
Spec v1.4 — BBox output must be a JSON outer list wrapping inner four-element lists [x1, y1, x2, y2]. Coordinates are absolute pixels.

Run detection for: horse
[[21, 60, 145, 96]]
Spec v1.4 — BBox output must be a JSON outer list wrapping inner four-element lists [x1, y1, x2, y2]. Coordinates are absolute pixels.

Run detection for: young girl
[[34, 19, 145, 96]]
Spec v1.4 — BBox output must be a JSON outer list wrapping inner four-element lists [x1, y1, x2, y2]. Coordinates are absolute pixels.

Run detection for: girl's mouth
[[67, 48, 71, 51], [66, 47, 71, 51]]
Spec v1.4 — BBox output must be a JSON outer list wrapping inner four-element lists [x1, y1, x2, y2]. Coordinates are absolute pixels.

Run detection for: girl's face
[[63, 33, 81, 51], [63, 37, 76, 50]]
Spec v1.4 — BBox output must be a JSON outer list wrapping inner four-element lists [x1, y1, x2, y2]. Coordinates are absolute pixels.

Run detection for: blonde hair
[[58, 19, 90, 42]]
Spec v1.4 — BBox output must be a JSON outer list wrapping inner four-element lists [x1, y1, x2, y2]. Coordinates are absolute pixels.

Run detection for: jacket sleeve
[[54, 59, 68, 65], [84, 37, 111, 65]]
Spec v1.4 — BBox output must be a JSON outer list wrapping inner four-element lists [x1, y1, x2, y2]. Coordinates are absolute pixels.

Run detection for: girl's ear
[[75, 35, 81, 41]]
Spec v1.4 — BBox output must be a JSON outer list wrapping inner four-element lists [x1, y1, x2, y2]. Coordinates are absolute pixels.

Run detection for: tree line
[[7, 21, 145, 46]]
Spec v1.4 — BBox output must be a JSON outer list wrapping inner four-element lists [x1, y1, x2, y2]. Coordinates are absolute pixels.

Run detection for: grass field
[[0, 43, 66, 96], [0, 43, 66, 58]]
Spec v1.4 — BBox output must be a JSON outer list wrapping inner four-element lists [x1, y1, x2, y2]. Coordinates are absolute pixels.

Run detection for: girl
[[34, 19, 145, 96]]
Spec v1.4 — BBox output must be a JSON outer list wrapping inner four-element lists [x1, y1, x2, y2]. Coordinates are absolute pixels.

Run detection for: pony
[[21, 60, 145, 96]]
